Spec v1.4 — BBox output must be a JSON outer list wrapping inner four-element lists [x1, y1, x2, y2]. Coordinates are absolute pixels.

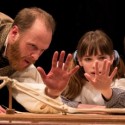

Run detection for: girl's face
[[78, 52, 114, 78]]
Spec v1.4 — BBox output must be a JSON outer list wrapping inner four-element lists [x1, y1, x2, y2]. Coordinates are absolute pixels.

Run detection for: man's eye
[[29, 44, 37, 50]]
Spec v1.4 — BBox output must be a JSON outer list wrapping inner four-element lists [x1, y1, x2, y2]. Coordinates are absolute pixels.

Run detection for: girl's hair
[[62, 30, 125, 100]]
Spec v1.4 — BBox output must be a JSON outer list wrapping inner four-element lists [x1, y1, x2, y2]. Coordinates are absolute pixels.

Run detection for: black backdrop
[[1, 0, 125, 73]]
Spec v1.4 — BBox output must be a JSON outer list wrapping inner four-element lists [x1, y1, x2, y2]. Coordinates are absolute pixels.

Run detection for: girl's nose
[[92, 60, 98, 69]]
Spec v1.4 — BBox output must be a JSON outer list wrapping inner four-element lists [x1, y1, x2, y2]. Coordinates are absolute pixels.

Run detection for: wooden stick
[[9, 82, 12, 109], [6, 81, 15, 114]]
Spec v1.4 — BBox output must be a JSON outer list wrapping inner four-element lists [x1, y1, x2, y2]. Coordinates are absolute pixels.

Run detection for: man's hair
[[12, 7, 56, 34]]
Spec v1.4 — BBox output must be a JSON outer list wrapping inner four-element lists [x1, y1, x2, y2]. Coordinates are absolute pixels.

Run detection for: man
[[0, 7, 79, 113]]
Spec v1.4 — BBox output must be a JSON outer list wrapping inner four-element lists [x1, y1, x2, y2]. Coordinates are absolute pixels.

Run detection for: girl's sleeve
[[61, 96, 79, 108], [104, 88, 125, 108]]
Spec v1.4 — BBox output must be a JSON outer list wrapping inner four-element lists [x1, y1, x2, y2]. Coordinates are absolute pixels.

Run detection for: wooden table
[[0, 113, 125, 125]]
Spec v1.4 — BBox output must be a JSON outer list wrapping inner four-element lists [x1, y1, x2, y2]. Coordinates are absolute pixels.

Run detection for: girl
[[62, 30, 125, 108]]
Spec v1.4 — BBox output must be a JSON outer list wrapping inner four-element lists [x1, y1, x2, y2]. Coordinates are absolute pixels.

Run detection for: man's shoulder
[[0, 12, 13, 24], [0, 12, 13, 33], [0, 12, 13, 51]]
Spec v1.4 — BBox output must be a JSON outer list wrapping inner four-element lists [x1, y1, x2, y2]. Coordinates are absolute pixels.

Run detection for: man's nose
[[30, 52, 41, 61]]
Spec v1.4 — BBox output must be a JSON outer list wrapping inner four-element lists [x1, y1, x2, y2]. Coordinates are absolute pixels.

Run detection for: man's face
[[7, 19, 52, 71]]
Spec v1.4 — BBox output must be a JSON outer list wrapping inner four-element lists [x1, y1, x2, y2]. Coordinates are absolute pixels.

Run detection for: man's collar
[[3, 35, 9, 57]]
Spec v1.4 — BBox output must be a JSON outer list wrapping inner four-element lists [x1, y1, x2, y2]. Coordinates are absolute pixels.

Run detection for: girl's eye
[[98, 56, 106, 60], [84, 58, 92, 61]]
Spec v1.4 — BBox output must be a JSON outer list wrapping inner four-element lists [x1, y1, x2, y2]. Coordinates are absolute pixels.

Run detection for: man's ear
[[9, 25, 19, 43], [11, 25, 19, 37]]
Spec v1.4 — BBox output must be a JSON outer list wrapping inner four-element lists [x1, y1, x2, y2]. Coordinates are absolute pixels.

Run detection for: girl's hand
[[84, 59, 117, 99]]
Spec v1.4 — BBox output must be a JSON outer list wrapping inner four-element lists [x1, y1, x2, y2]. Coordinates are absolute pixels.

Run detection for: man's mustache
[[21, 55, 36, 64]]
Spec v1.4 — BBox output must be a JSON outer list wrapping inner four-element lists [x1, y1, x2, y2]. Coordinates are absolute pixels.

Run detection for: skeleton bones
[[1, 76, 125, 114], [0, 76, 70, 114]]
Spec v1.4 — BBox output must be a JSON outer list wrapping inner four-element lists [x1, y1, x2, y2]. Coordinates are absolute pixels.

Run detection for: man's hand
[[37, 51, 79, 98]]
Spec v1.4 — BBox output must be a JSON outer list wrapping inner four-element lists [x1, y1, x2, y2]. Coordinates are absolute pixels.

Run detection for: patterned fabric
[[0, 65, 15, 76], [104, 88, 125, 108], [0, 12, 15, 76], [0, 12, 13, 50]]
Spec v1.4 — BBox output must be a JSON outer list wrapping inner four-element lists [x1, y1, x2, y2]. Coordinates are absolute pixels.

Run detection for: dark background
[[1, 0, 125, 73]]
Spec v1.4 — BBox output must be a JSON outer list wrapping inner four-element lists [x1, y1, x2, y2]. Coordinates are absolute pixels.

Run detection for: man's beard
[[7, 40, 25, 71]]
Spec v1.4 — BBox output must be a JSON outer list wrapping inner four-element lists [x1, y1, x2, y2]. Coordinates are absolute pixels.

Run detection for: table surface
[[1, 112, 125, 125]]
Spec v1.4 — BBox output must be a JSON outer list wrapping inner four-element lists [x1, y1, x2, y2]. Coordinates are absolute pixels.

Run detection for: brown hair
[[12, 7, 56, 34]]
